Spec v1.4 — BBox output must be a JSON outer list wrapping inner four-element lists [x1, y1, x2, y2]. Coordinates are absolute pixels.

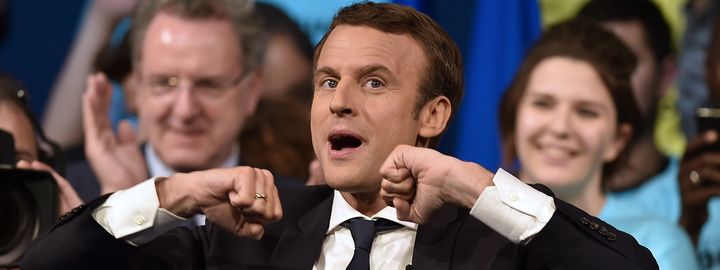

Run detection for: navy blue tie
[[341, 218, 403, 270]]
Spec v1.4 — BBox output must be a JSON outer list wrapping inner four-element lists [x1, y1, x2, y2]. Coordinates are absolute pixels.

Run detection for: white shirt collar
[[327, 190, 418, 234], [144, 143, 240, 177]]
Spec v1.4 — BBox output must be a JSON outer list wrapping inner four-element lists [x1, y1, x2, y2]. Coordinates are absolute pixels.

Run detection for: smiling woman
[[514, 56, 628, 205], [498, 19, 700, 270]]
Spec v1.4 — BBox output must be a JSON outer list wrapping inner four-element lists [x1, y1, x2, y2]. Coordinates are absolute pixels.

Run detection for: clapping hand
[[83, 72, 147, 194]]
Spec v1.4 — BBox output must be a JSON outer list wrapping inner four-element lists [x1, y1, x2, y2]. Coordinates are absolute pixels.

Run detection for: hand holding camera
[[678, 108, 720, 243]]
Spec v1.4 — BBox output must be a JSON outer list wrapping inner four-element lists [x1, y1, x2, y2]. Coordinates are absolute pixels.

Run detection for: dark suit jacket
[[21, 185, 658, 270]]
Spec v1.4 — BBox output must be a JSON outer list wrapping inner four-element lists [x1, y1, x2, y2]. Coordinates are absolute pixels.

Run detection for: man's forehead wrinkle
[[320, 43, 410, 77], [323, 42, 402, 60]]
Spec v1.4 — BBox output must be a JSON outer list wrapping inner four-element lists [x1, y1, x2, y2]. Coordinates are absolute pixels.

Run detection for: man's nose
[[172, 85, 201, 119], [329, 83, 356, 117]]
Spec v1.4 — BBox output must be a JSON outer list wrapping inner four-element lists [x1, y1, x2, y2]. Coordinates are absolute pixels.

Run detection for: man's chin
[[323, 171, 382, 194], [156, 145, 209, 166], [162, 152, 213, 172]]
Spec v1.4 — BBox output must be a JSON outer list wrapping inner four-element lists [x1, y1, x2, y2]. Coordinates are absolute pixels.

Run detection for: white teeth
[[542, 146, 572, 159]]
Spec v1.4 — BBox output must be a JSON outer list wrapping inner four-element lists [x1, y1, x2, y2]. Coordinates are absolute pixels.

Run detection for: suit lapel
[[267, 188, 466, 270], [268, 188, 334, 270], [411, 206, 464, 270]]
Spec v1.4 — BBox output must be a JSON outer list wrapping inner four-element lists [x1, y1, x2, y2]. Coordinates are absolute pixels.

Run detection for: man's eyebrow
[[354, 65, 394, 79], [315, 67, 338, 77], [315, 65, 398, 83]]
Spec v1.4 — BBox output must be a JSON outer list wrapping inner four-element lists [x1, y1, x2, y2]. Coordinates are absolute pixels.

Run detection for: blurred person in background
[[79, 0, 300, 215], [577, 0, 677, 192], [254, 2, 314, 104], [679, 0, 720, 140], [42, 0, 139, 150], [65, 27, 140, 201], [239, 2, 316, 183], [579, 1, 720, 267], [38, 0, 141, 201], [499, 19, 699, 270], [680, 1, 720, 266], [0, 74, 82, 215]]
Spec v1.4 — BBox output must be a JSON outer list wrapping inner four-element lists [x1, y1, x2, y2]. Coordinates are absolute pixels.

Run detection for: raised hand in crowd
[[43, 0, 139, 148], [83, 72, 147, 194], [679, 130, 720, 242]]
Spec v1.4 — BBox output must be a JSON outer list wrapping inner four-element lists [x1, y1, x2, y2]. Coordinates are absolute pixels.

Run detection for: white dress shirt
[[313, 190, 418, 270], [145, 144, 239, 226], [144, 144, 240, 178], [93, 168, 556, 265], [92, 143, 240, 238]]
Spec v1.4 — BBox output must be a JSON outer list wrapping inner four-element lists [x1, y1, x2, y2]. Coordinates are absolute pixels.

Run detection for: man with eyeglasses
[[77, 0, 297, 206]]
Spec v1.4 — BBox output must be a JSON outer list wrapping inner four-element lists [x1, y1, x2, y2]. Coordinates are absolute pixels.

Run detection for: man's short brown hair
[[313, 2, 464, 145]]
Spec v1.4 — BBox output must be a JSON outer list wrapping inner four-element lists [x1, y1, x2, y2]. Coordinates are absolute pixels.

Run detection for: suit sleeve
[[19, 195, 204, 269], [522, 185, 659, 270]]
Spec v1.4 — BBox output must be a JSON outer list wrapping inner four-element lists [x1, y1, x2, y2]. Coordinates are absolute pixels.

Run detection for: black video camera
[[0, 129, 58, 267]]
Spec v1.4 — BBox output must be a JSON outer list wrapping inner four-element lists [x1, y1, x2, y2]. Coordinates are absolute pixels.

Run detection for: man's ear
[[418, 95, 451, 138], [243, 69, 263, 117]]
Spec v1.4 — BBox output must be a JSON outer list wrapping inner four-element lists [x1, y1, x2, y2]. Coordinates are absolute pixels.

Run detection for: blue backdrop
[[399, 0, 541, 170]]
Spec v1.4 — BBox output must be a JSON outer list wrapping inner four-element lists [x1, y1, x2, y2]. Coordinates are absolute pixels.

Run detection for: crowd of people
[[1, 0, 719, 269]]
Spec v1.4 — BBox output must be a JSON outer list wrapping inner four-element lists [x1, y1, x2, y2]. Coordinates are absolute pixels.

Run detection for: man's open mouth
[[329, 133, 363, 151]]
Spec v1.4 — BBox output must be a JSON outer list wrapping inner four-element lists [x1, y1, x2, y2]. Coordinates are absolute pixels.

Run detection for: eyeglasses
[[139, 73, 247, 103]]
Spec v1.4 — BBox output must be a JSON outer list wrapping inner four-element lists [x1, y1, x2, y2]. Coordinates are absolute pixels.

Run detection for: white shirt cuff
[[469, 168, 556, 244], [92, 177, 186, 246]]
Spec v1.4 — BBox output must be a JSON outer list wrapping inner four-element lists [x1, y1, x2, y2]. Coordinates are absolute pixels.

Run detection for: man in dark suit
[[20, 2, 658, 269]]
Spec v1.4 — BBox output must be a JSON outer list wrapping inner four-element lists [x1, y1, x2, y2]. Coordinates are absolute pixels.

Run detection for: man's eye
[[196, 80, 216, 88], [365, 79, 383, 89], [149, 77, 172, 88], [196, 80, 224, 92], [150, 79, 165, 87], [321, 79, 338, 89]]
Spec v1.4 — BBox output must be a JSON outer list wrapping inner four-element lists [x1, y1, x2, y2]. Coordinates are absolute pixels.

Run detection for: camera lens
[[0, 185, 37, 264]]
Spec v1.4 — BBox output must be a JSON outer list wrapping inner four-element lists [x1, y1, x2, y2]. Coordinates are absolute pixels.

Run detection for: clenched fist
[[157, 166, 283, 239], [379, 145, 494, 224]]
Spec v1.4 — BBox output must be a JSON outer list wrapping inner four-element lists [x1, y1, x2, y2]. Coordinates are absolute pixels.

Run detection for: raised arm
[[380, 145, 659, 269], [20, 166, 282, 269], [42, 0, 137, 148]]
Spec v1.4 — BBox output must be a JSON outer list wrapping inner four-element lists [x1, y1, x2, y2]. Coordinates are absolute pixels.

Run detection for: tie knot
[[341, 218, 402, 270], [341, 218, 402, 251]]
